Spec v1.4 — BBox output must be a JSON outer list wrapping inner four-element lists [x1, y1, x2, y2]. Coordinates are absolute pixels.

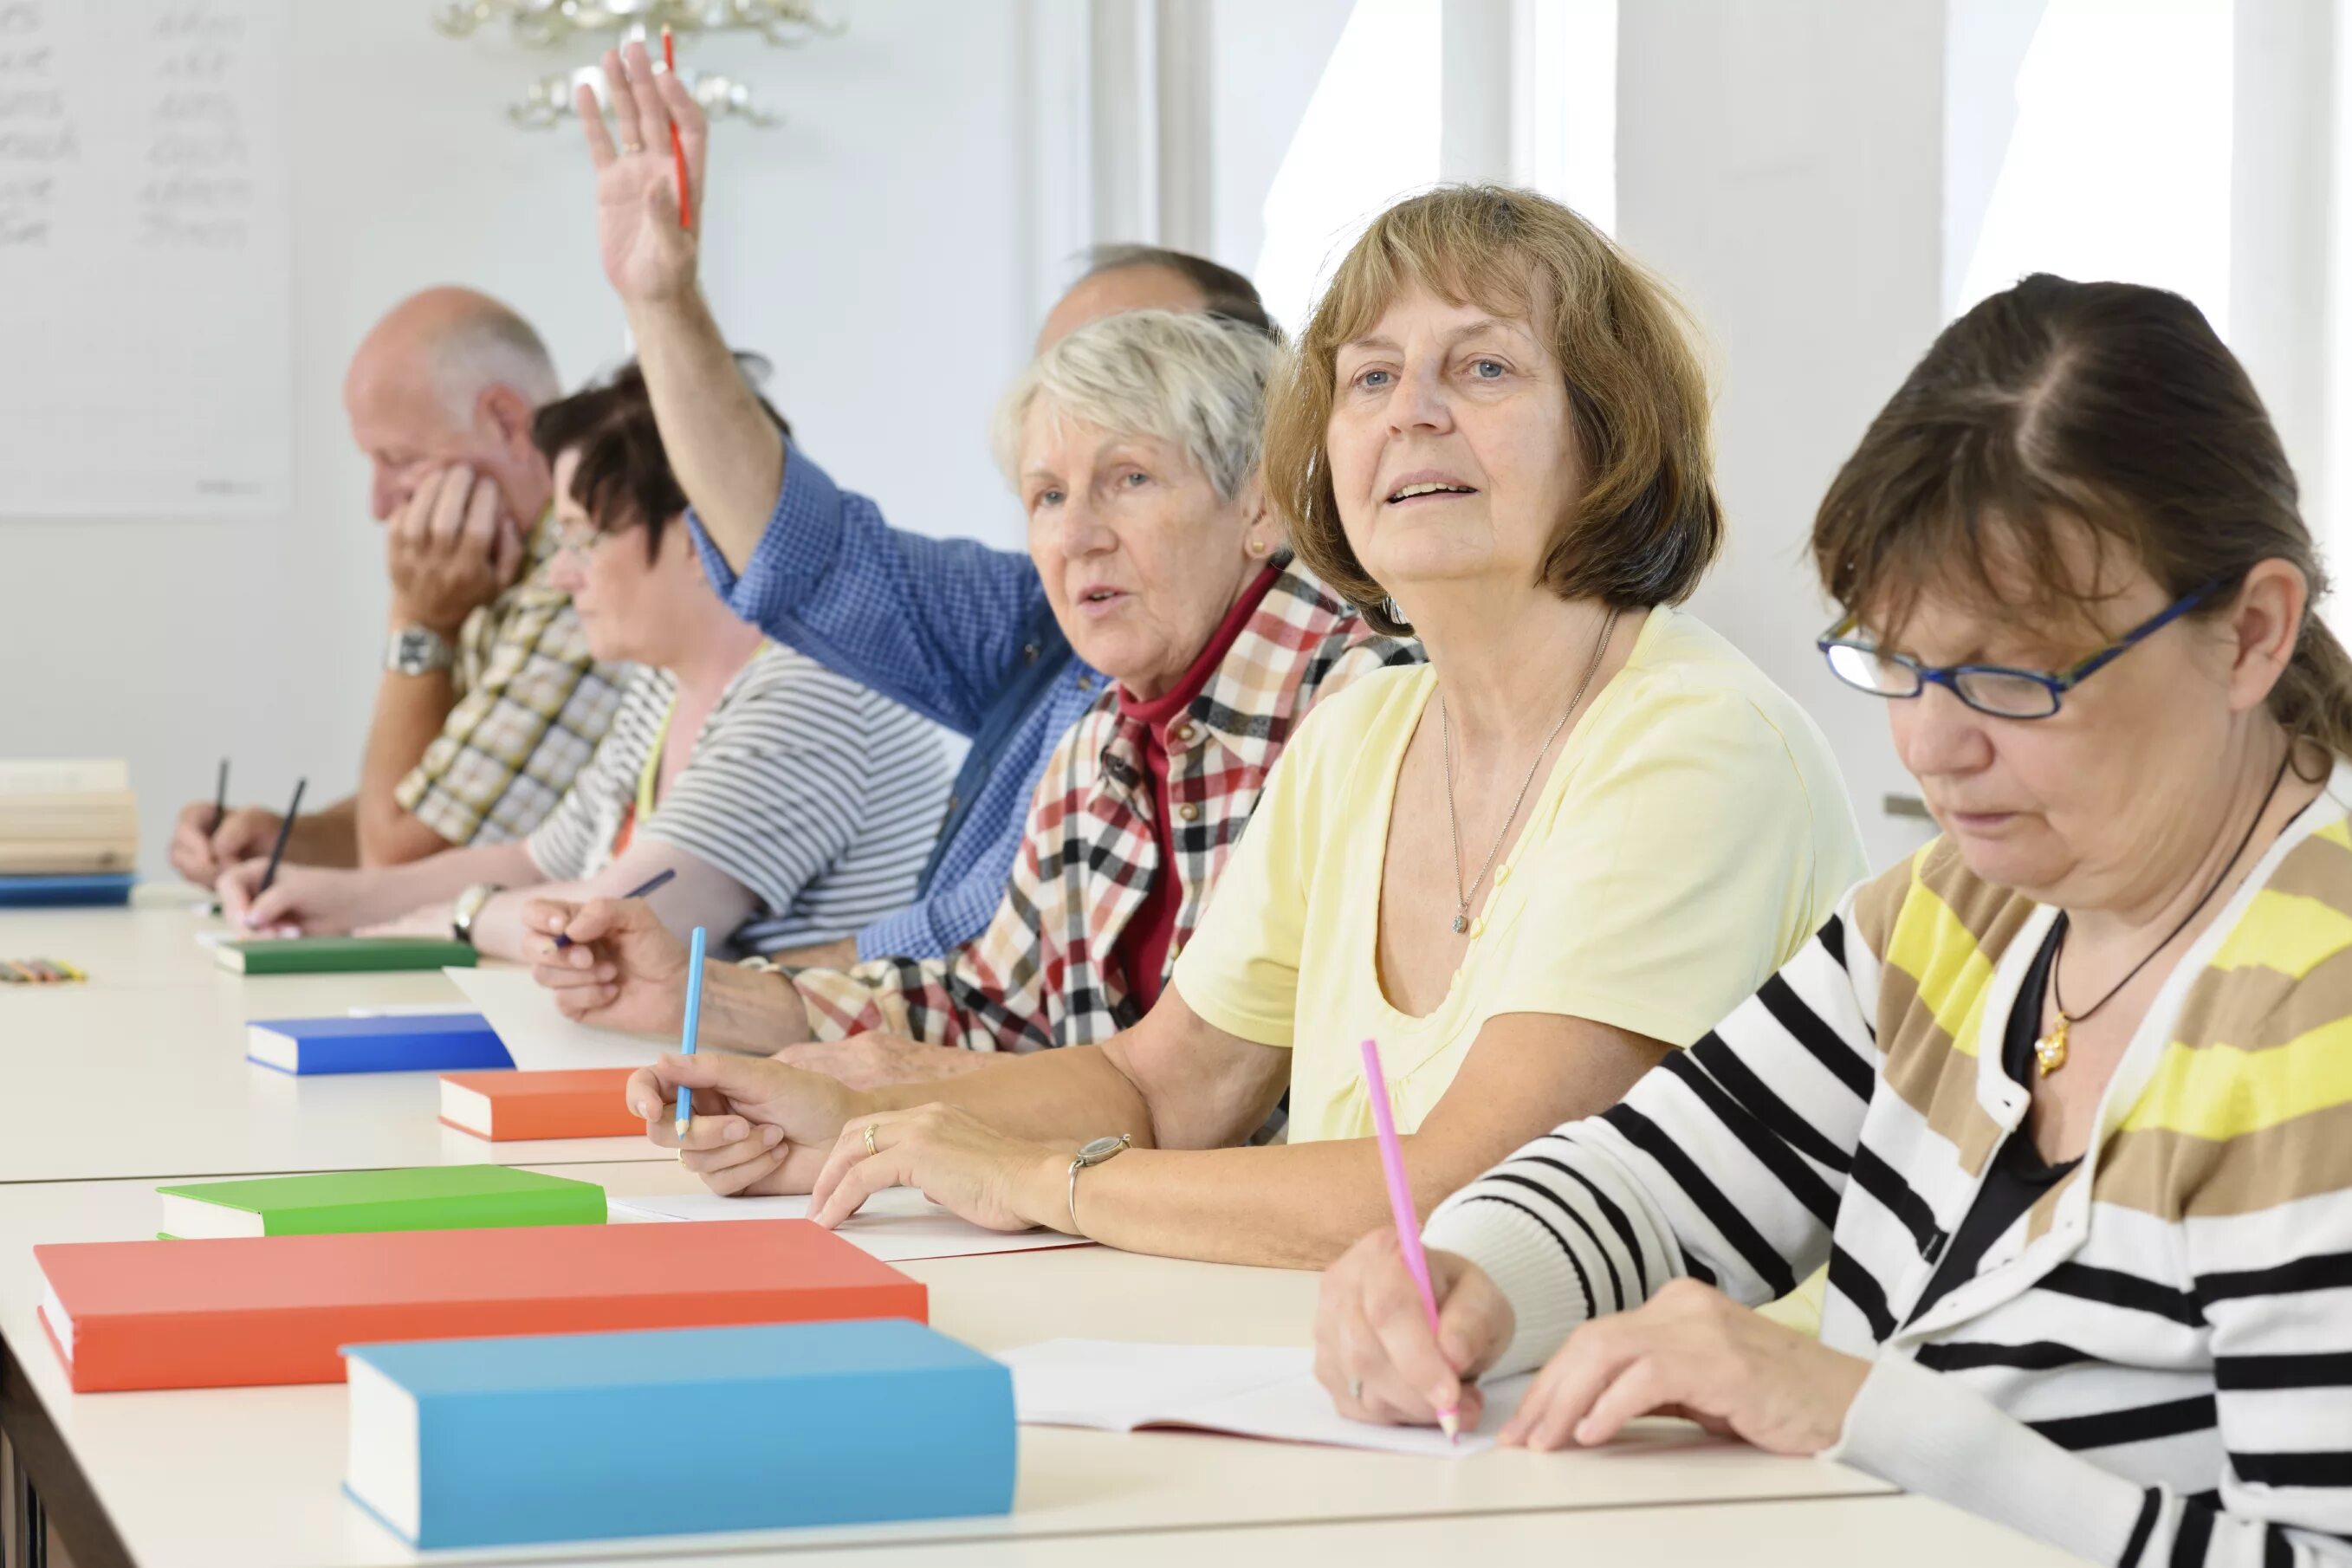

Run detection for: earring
[[1247, 539, 1269, 558]]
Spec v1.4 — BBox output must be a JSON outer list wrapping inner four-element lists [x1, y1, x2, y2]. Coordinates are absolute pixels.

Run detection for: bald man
[[566, 42, 1275, 968], [169, 288, 625, 883]]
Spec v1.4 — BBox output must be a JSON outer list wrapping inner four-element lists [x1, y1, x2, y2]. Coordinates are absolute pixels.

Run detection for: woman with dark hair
[[1316, 274, 2352, 1565], [593, 186, 1863, 1272], [218, 363, 949, 962]]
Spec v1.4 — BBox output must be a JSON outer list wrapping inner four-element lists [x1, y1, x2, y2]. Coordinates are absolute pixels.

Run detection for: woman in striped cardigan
[[1313, 275, 2352, 1565]]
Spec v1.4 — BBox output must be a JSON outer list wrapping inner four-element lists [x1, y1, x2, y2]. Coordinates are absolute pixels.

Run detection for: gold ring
[[621, 140, 645, 155], [863, 1124, 879, 1157]]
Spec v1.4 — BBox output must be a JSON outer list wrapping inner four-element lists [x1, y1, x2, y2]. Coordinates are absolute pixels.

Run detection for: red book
[[36, 1221, 925, 1392], [439, 1068, 639, 1141]]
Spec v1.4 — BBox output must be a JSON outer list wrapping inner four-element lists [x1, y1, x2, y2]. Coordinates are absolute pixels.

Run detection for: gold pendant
[[2034, 1014, 2070, 1077]]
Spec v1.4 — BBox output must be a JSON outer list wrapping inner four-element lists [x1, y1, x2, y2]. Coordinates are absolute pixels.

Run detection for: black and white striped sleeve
[[1421, 890, 1884, 1375]]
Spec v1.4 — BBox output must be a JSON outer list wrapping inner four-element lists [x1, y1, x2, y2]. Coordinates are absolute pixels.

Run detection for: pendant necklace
[[1442, 608, 1618, 936], [2034, 746, 2296, 1075]]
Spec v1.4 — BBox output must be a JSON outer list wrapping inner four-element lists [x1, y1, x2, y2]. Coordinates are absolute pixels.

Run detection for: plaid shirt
[[791, 558, 1422, 1052], [394, 512, 628, 846]]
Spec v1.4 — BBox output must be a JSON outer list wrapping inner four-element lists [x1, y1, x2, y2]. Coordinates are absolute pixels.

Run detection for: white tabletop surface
[[567, 1494, 2081, 1568], [0, 1161, 1899, 1568], [0, 896, 669, 1182]]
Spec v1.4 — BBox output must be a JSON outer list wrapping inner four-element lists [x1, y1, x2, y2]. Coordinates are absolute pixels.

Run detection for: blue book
[[341, 1319, 1017, 1549], [245, 1014, 514, 1076], [0, 873, 135, 908]]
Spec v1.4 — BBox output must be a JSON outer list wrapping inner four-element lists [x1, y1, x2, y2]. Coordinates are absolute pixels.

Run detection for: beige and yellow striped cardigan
[[1427, 758, 2352, 1565]]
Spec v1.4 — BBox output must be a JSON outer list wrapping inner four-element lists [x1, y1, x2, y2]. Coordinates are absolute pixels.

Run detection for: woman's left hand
[[1500, 1279, 1869, 1456], [807, 1103, 1061, 1234]]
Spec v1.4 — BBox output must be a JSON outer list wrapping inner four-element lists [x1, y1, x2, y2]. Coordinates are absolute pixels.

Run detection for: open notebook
[[606, 1188, 1094, 1264], [1000, 1339, 1537, 1458]]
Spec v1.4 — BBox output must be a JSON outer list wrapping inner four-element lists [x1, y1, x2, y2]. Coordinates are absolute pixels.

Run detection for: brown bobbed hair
[[1811, 272, 2352, 764], [530, 357, 790, 562], [1262, 185, 1723, 636]]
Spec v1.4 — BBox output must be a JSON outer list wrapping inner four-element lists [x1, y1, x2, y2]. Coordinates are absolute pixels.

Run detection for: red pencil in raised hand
[[663, 27, 693, 235]]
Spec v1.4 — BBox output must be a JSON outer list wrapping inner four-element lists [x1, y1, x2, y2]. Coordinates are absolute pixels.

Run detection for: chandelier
[[431, 2, 842, 129]]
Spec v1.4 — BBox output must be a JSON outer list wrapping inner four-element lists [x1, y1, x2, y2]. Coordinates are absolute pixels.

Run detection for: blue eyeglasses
[[1817, 580, 2226, 720]]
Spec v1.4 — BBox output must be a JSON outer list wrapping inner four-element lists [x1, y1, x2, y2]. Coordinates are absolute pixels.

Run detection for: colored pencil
[[211, 757, 230, 837], [674, 924, 707, 1139], [1359, 1037, 1461, 1442], [553, 866, 677, 951], [663, 27, 692, 235], [253, 778, 305, 903]]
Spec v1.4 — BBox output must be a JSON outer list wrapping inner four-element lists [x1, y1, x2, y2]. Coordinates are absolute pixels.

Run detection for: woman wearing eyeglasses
[[1314, 274, 2352, 1565]]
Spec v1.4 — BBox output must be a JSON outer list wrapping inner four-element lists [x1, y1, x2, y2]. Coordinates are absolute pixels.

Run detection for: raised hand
[[575, 40, 708, 305]]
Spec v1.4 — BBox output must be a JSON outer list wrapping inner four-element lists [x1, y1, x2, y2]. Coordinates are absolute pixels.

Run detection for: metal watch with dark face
[[450, 882, 503, 948], [1065, 1132, 1132, 1236], [386, 625, 456, 677]]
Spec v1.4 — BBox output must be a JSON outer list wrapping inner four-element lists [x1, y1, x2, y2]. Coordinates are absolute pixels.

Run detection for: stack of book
[[0, 761, 139, 899]]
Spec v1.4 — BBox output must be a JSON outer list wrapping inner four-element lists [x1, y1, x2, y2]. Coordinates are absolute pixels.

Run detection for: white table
[[0, 904, 2074, 1568], [0, 894, 668, 1183], [562, 1496, 2083, 1568], [0, 1163, 1903, 1568]]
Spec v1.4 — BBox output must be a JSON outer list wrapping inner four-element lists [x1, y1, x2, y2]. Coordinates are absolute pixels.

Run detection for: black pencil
[[553, 865, 679, 949], [255, 777, 306, 899], [211, 757, 230, 836]]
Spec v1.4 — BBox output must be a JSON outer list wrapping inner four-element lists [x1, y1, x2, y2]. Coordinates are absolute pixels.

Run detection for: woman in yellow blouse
[[612, 185, 1869, 1267]]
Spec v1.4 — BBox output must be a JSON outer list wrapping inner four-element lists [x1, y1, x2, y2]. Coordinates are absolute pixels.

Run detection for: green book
[[155, 1166, 606, 1240], [214, 935, 477, 975]]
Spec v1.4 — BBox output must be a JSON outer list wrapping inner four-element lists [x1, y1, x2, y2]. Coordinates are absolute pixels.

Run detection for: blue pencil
[[674, 924, 707, 1139]]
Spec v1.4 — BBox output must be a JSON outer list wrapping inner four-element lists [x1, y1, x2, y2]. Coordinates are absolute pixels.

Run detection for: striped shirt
[[527, 642, 948, 957], [1426, 756, 2352, 1566], [787, 556, 1421, 1053]]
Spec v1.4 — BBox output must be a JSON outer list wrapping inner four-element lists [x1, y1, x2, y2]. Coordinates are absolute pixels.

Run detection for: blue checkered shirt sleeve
[[688, 446, 1048, 738]]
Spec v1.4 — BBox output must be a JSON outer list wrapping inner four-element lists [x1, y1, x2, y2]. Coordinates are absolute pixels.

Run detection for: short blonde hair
[[992, 309, 1277, 502], [1263, 185, 1721, 634]]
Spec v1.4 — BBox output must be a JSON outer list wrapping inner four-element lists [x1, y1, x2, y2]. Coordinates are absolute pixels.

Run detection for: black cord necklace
[[2033, 745, 2297, 1077]]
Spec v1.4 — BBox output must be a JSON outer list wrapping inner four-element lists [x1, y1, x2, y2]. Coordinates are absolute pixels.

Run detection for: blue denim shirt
[[687, 447, 1105, 962]]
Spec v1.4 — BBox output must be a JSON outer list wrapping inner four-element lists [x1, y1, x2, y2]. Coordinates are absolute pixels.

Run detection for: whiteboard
[[0, 0, 290, 517]]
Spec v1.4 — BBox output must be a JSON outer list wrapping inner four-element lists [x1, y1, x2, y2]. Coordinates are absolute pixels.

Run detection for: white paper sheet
[[444, 966, 664, 1072], [606, 1187, 1095, 1264], [999, 1338, 1535, 1458]]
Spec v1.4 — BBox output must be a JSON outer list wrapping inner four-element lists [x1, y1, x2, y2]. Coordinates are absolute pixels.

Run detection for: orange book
[[36, 1221, 925, 1392], [439, 1068, 640, 1141]]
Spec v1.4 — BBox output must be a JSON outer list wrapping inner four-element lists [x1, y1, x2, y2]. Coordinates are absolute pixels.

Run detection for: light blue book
[[245, 1014, 513, 1075], [341, 1319, 1017, 1549]]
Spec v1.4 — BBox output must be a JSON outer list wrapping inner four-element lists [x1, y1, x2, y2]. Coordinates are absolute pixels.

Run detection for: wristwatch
[[450, 882, 503, 948], [1066, 1133, 1132, 1236], [386, 625, 456, 676]]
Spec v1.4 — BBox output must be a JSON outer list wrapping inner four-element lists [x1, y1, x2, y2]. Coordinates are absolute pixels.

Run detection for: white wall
[[1615, 0, 1949, 871], [2, 0, 1044, 874]]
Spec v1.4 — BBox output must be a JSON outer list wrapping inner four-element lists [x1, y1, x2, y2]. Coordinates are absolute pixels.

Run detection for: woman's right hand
[[574, 40, 705, 305], [523, 895, 693, 1035], [626, 1051, 866, 1196], [1313, 1228, 1515, 1429]]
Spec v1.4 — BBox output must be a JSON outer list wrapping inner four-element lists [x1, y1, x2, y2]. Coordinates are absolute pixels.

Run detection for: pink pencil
[[1360, 1037, 1461, 1442]]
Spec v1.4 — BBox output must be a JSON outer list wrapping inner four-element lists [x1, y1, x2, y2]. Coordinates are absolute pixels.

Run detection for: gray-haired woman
[[530, 308, 1418, 1080]]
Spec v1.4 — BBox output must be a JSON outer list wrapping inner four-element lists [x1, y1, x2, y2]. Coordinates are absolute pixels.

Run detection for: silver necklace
[[1442, 609, 1617, 935]]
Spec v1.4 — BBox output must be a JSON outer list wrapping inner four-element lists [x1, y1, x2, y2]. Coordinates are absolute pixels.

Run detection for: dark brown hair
[[1262, 185, 1722, 635], [530, 357, 789, 560], [1812, 272, 2352, 761], [1082, 243, 1278, 340]]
